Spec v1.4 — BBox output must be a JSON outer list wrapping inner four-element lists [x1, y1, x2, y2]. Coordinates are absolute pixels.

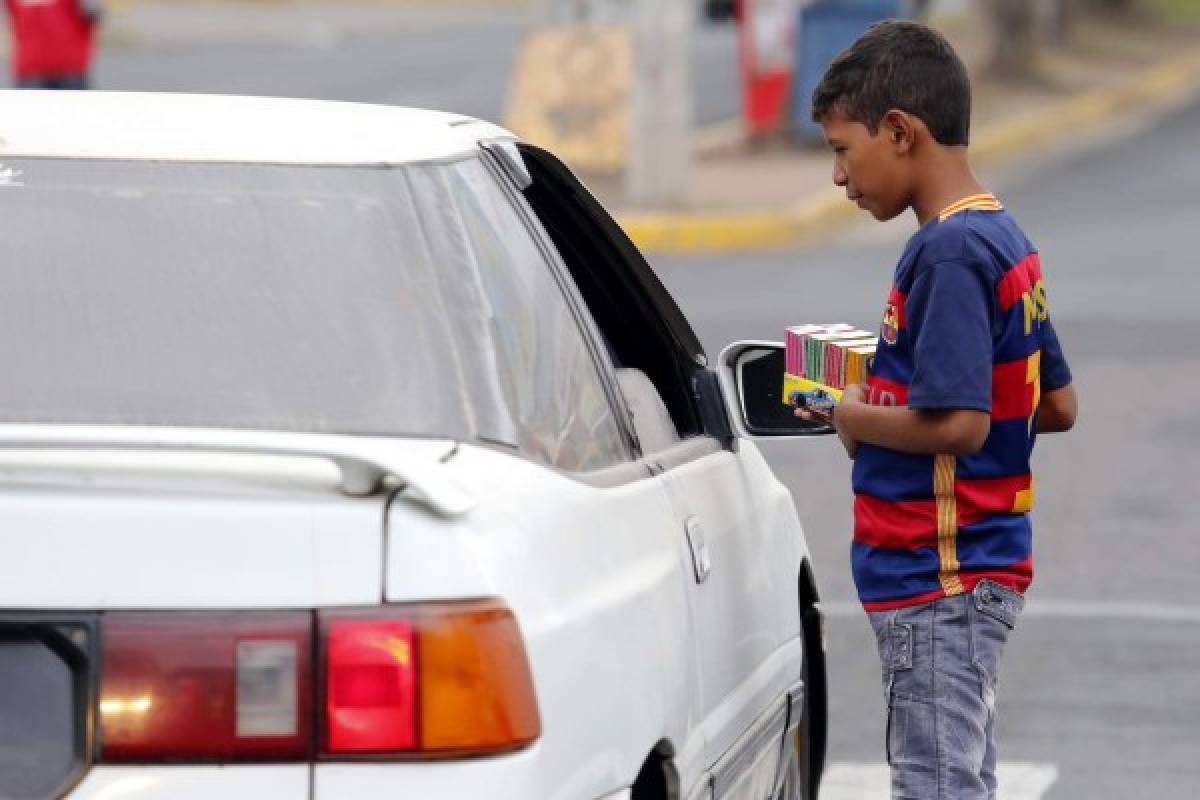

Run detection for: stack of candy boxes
[[783, 323, 877, 410]]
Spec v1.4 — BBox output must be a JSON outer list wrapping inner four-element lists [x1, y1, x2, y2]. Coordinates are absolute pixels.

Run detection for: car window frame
[[480, 143, 735, 485], [474, 144, 642, 469]]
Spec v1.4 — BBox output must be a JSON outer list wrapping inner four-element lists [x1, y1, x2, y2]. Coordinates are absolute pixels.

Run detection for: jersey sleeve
[[1039, 317, 1072, 391], [905, 258, 995, 412]]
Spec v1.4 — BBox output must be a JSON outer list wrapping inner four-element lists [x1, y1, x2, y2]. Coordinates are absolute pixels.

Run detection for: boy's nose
[[832, 164, 847, 187]]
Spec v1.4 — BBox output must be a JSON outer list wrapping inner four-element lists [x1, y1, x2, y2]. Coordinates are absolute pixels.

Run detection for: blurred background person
[[4, 0, 103, 89]]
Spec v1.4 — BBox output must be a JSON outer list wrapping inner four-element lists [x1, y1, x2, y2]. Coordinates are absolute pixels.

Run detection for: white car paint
[[69, 766, 309, 800], [0, 91, 511, 165], [0, 436, 456, 609]]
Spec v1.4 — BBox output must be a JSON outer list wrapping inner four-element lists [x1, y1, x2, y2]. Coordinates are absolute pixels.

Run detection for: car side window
[[425, 158, 632, 472]]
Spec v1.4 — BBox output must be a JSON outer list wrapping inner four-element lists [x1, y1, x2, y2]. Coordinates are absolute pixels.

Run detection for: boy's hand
[[832, 384, 866, 459], [793, 384, 866, 459]]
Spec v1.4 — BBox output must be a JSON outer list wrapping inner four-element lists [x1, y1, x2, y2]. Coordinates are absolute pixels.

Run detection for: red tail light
[[96, 601, 539, 763], [100, 612, 312, 761], [324, 619, 418, 753]]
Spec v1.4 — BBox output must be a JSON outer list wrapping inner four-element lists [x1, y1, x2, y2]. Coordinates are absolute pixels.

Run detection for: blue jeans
[[868, 580, 1024, 800]]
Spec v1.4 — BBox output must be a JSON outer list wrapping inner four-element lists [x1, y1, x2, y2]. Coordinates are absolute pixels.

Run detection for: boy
[[802, 20, 1078, 800]]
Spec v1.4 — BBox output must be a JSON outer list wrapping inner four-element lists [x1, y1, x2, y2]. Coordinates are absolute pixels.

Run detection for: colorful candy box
[[782, 323, 878, 410]]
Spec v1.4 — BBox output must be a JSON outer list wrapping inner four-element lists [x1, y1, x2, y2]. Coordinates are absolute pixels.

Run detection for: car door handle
[[685, 516, 712, 584]]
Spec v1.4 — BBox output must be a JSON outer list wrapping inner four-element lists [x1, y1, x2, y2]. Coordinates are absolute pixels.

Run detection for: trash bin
[[791, 0, 909, 143]]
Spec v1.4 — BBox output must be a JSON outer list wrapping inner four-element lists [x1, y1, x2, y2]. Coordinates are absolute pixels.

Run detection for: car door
[[655, 440, 805, 794], [468, 144, 714, 795], [509, 143, 806, 797]]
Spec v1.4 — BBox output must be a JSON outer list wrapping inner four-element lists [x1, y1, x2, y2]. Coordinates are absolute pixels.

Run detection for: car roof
[[0, 91, 515, 165]]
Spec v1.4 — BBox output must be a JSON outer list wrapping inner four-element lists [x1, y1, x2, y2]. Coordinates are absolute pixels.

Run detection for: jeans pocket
[[972, 579, 1024, 629], [883, 623, 914, 672], [971, 582, 1019, 709], [881, 623, 914, 765]]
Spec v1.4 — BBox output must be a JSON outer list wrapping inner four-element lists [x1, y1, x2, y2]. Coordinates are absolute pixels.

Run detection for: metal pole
[[627, 0, 692, 208]]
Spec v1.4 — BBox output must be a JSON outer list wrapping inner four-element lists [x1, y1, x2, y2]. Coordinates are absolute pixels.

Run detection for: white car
[[0, 91, 827, 800]]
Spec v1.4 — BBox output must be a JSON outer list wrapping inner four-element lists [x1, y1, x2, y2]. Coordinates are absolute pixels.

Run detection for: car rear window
[[0, 156, 629, 471]]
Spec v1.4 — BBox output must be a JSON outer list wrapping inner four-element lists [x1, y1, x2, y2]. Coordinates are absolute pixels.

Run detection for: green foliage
[[1145, 0, 1200, 23]]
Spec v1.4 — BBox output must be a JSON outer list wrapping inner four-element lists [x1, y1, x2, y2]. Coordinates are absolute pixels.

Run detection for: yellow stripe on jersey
[[938, 192, 1003, 222], [1013, 477, 1036, 514], [1026, 350, 1042, 436], [934, 454, 965, 596]]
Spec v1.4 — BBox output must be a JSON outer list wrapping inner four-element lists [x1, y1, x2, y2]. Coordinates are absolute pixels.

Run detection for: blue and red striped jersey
[[852, 193, 1072, 611]]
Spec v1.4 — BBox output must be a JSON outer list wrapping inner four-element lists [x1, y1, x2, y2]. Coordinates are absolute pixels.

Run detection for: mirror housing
[[716, 341, 834, 440]]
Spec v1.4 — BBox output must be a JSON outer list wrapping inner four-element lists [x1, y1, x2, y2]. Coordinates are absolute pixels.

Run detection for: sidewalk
[[611, 9, 1200, 253]]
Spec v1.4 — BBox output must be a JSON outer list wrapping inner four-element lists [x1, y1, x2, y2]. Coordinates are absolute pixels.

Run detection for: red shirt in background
[[5, 0, 97, 80]]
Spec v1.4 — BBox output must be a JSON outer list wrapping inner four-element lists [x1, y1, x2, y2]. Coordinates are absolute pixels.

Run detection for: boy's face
[[821, 109, 912, 222]]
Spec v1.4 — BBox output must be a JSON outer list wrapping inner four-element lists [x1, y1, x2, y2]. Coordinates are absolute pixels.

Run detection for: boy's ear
[[882, 109, 917, 154]]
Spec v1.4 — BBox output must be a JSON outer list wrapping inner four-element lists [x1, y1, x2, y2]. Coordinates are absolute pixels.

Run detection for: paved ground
[[652, 92, 1200, 799]]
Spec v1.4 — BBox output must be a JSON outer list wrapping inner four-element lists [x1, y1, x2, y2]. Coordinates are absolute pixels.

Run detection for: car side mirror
[[716, 341, 834, 439]]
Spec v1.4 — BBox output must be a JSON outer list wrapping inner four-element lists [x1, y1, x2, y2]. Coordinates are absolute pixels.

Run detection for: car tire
[[778, 650, 823, 798], [792, 599, 827, 800]]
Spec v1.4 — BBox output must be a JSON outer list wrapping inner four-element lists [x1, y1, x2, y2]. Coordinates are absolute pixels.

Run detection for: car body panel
[[0, 449, 396, 609], [0, 90, 513, 165], [387, 442, 707, 798], [657, 444, 805, 769], [315, 748, 632, 800], [69, 766, 309, 799]]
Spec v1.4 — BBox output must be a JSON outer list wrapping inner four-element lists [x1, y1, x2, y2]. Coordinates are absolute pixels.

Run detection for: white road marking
[[820, 762, 1059, 799], [820, 599, 1200, 622]]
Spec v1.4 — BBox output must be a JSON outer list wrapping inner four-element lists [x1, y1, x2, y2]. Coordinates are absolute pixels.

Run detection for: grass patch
[[1145, 0, 1200, 25]]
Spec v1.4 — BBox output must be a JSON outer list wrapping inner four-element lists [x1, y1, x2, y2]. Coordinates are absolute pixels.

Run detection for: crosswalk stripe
[[820, 762, 1059, 799]]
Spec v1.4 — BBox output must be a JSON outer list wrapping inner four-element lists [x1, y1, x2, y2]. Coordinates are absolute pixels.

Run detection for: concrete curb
[[619, 50, 1200, 255]]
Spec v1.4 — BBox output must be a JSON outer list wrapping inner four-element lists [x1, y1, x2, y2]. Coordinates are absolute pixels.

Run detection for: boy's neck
[[910, 147, 986, 227]]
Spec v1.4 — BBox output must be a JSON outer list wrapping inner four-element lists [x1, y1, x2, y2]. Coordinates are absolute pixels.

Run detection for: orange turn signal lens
[[319, 599, 541, 758], [416, 599, 541, 755]]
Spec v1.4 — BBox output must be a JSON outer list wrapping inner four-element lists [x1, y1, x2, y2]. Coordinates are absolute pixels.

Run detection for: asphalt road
[[47, 6, 739, 130], [652, 95, 1200, 798]]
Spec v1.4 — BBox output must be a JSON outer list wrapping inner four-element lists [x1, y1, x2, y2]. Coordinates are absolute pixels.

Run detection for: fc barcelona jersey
[[852, 193, 1072, 611]]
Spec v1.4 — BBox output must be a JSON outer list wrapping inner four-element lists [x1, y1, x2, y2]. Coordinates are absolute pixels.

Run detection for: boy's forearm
[[837, 402, 989, 455], [1036, 384, 1077, 433]]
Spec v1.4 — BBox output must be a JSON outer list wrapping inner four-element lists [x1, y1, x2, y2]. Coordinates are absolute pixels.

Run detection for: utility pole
[[539, 0, 692, 207], [627, 0, 693, 208]]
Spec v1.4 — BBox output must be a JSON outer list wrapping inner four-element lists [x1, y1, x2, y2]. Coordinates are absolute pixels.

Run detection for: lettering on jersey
[[866, 376, 907, 407], [870, 388, 898, 407], [1021, 279, 1049, 335], [1025, 350, 1041, 435], [881, 303, 900, 346]]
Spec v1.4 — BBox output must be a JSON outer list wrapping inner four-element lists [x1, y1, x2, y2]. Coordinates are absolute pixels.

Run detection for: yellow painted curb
[[620, 51, 1200, 255]]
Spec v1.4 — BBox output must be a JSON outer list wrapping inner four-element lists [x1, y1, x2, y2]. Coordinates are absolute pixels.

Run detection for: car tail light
[[95, 601, 539, 763], [324, 619, 417, 753], [321, 600, 541, 757], [99, 612, 311, 762]]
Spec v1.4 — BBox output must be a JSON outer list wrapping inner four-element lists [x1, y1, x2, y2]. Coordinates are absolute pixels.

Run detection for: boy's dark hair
[[811, 20, 971, 146]]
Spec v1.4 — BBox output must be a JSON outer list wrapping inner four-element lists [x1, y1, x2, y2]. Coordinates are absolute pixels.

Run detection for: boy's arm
[[1037, 383, 1077, 433], [834, 386, 990, 455], [1038, 318, 1075, 433], [832, 255, 995, 457]]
